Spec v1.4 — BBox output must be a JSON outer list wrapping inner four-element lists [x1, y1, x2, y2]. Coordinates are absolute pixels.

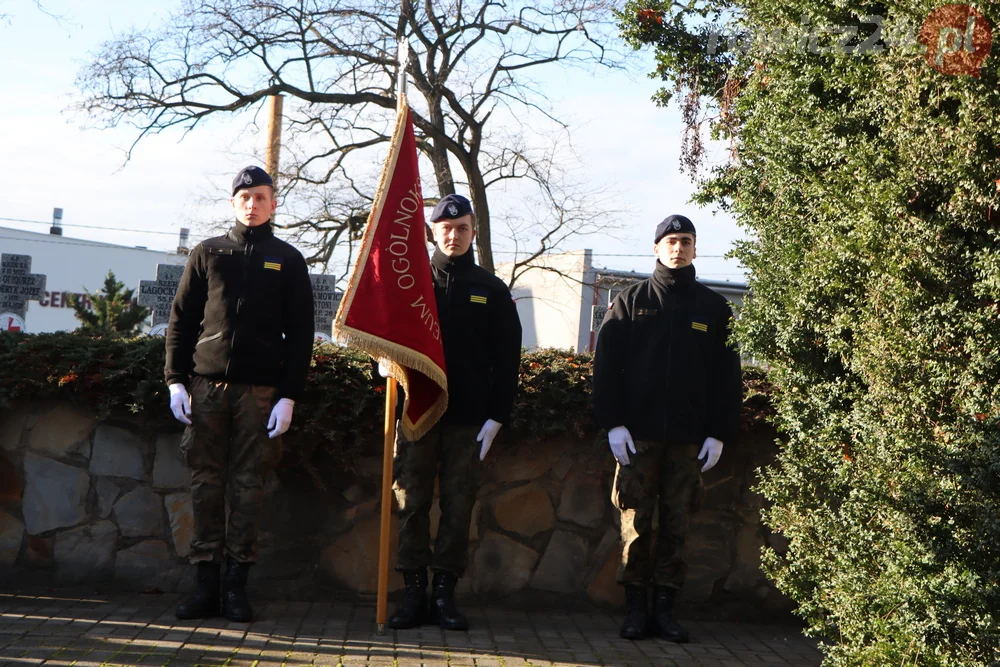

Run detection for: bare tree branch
[[73, 0, 627, 279]]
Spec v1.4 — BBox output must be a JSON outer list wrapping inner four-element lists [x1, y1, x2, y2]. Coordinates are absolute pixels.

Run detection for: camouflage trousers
[[612, 440, 702, 589], [180, 376, 282, 565], [393, 422, 482, 576]]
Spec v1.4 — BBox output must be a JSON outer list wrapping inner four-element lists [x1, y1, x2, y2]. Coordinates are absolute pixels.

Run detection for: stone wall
[[0, 399, 793, 620]]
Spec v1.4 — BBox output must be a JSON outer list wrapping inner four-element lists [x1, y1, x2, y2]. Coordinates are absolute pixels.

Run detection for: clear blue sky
[[0, 1, 746, 282]]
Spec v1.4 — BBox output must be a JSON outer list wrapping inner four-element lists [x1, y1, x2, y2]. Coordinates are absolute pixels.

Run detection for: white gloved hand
[[168, 383, 192, 425], [698, 437, 724, 472], [267, 398, 295, 439], [377, 358, 392, 378], [476, 419, 502, 461], [608, 426, 636, 466]]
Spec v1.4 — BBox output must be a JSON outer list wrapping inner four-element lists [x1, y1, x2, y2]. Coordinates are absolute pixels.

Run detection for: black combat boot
[[428, 570, 468, 631], [619, 585, 649, 640], [387, 569, 428, 629], [651, 586, 689, 643], [175, 561, 221, 620], [221, 559, 254, 623]]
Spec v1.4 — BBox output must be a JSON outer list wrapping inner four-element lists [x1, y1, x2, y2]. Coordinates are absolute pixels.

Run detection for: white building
[[0, 226, 189, 333], [497, 249, 747, 353]]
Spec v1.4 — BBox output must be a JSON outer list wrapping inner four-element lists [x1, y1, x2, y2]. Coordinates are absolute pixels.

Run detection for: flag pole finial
[[397, 41, 410, 109]]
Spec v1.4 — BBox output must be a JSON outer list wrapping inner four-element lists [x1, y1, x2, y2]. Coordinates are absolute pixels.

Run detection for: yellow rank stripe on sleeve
[[470, 295, 488, 304], [264, 262, 282, 271], [691, 321, 708, 332]]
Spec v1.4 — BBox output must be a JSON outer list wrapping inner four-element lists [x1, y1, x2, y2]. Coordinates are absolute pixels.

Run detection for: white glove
[[608, 426, 635, 466], [377, 358, 392, 378], [476, 419, 502, 461], [698, 437, 724, 472], [267, 398, 295, 439], [168, 383, 192, 425]]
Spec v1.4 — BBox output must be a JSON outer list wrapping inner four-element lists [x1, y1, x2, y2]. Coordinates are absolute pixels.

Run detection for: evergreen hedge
[[0, 332, 770, 478], [620, 1, 1000, 663]]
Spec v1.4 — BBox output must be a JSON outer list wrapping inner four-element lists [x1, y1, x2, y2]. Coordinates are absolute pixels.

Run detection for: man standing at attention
[[386, 193, 522, 631], [593, 214, 742, 642], [165, 166, 315, 623]]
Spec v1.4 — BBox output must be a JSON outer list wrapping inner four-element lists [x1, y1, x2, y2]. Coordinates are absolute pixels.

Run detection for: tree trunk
[[468, 168, 493, 273], [423, 96, 455, 198]]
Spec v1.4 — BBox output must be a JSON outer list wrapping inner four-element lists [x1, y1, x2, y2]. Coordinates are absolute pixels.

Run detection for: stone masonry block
[[22, 452, 89, 534]]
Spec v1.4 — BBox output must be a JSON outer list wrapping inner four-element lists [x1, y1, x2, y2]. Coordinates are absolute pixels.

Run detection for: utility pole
[[265, 95, 284, 222]]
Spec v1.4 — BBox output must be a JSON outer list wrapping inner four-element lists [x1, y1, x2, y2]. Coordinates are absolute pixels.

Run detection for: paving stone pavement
[[0, 589, 822, 667]]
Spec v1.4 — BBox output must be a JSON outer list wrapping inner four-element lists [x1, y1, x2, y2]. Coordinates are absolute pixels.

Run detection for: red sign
[[0, 313, 25, 332], [920, 4, 993, 77]]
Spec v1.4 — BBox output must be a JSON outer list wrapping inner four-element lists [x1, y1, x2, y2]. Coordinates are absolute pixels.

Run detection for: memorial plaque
[[137, 264, 185, 329], [310, 274, 341, 341], [590, 304, 609, 333], [0, 254, 47, 324]]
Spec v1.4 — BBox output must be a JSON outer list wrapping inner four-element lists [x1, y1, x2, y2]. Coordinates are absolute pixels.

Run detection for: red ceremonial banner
[[333, 98, 448, 440]]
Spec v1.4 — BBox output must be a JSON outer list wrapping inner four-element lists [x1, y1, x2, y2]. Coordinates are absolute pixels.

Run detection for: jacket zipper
[[225, 236, 253, 377]]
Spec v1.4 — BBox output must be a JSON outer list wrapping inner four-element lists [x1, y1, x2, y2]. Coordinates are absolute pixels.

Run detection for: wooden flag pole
[[376, 376, 398, 634], [375, 38, 410, 636]]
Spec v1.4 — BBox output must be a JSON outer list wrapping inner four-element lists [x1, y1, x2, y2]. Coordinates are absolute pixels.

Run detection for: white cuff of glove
[[267, 398, 295, 439], [476, 419, 502, 461], [608, 425, 636, 466], [167, 383, 192, 425], [698, 437, 724, 472]]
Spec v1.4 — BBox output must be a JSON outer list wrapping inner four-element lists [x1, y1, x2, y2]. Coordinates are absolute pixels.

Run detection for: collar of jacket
[[651, 260, 696, 291], [229, 220, 275, 244], [431, 246, 475, 273]]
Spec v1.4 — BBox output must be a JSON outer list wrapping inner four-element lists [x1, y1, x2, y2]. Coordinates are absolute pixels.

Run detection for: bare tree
[[491, 139, 619, 289], [2, 1, 67, 25], [73, 0, 624, 275]]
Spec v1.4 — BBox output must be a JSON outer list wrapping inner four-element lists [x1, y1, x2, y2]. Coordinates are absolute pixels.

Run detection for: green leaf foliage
[[67, 270, 150, 337], [622, 0, 1000, 664]]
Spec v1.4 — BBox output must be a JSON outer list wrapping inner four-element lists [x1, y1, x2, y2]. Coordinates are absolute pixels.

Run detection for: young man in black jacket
[[386, 194, 522, 631], [164, 166, 314, 623], [593, 214, 742, 642]]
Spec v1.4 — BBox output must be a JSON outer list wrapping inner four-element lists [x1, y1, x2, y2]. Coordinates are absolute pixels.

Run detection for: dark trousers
[[612, 440, 701, 588], [392, 422, 482, 575], [181, 376, 281, 564]]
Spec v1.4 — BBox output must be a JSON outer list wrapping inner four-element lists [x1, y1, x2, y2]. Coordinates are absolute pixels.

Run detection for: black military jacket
[[165, 220, 315, 400], [430, 248, 522, 425], [593, 262, 742, 444]]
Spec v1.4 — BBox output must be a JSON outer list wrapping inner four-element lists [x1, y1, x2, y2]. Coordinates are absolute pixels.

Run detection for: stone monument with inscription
[[137, 264, 185, 336], [138, 266, 340, 339], [0, 254, 47, 332], [310, 274, 341, 342]]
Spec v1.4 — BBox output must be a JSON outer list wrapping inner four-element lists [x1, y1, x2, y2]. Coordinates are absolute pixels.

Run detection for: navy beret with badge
[[654, 214, 696, 242], [430, 193, 473, 222], [232, 165, 274, 195]]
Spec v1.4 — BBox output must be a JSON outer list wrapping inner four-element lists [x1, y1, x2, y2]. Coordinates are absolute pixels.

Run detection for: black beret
[[232, 166, 274, 195], [430, 194, 473, 222], [654, 214, 696, 242]]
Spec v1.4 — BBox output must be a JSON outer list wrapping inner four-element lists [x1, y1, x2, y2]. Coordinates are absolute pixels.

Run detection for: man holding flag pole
[[384, 192, 521, 632], [333, 43, 521, 633]]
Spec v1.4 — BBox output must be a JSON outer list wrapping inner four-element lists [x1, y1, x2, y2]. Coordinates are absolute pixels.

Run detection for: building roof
[[0, 225, 183, 254]]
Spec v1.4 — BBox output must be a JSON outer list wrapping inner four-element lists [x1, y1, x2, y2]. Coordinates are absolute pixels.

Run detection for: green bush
[[620, 0, 1000, 663], [0, 333, 770, 478]]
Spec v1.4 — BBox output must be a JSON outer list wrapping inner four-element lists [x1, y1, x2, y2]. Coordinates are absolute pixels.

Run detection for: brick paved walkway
[[0, 590, 821, 667]]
